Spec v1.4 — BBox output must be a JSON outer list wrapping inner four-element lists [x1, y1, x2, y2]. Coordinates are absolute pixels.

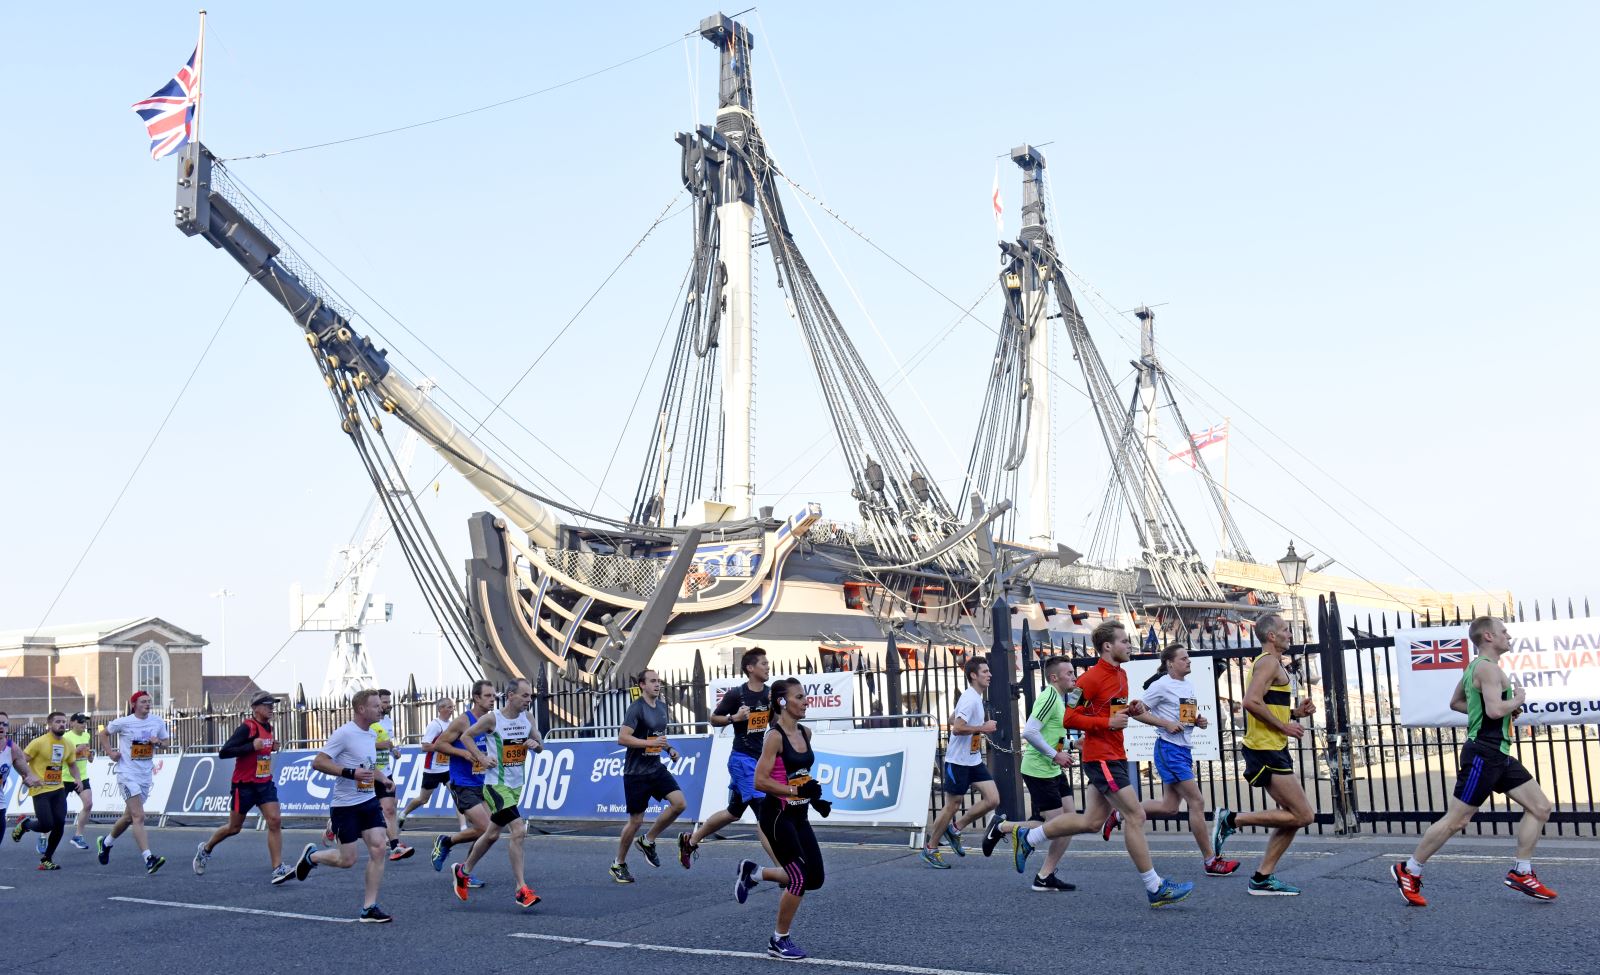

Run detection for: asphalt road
[[1, 823, 1592, 975]]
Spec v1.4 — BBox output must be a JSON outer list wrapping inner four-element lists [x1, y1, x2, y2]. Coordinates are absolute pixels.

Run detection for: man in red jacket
[[1007, 621, 1195, 907], [192, 692, 289, 884]]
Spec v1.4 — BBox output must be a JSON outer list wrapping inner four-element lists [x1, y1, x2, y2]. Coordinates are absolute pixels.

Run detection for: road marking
[[108, 896, 356, 923], [510, 933, 1006, 975], [1430, 854, 1600, 864]]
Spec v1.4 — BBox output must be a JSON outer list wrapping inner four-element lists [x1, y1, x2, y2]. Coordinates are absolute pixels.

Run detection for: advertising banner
[[698, 727, 938, 828], [1397, 619, 1600, 726], [1123, 656, 1222, 762], [7, 754, 183, 818], [706, 674, 854, 723]]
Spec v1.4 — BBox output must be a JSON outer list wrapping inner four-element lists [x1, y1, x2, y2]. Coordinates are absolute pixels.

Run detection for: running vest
[[1465, 658, 1514, 754], [1242, 652, 1292, 751], [767, 725, 815, 808], [484, 710, 533, 791], [448, 709, 491, 787], [374, 719, 393, 773]]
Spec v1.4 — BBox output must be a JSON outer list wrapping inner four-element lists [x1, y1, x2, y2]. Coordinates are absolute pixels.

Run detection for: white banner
[[698, 727, 937, 828], [7, 753, 183, 817], [706, 674, 854, 724], [1397, 619, 1600, 726], [1123, 657, 1222, 762]]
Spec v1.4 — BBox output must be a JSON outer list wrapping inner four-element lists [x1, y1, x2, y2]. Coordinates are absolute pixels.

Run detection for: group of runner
[[0, 613, 1559, 935]]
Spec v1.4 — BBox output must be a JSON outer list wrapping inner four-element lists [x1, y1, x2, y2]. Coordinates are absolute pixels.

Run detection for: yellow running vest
[[1243, 652, 1293, 751]]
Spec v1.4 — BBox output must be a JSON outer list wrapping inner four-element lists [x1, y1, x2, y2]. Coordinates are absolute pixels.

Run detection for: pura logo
[[811, 750, 903, 812]]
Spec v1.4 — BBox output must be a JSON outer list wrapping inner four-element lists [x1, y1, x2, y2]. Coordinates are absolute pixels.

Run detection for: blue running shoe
[[70, 835, 89, 851], [1012, 828, 1035, 874], [734, 859, 758, 904], [1212, 808, 1236, 858], [943, 822, 966, 857], [768, 935, 807, 960], [466, 873, 485, 889], [920, 847, 951, 869], [1247, 874, 1300, 896], [430, 835, 450, 872], [1149, 878, 1195, 907]]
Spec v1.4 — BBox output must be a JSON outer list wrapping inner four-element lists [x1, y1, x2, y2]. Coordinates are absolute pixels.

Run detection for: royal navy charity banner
[[1396, 618, 1600, 726]]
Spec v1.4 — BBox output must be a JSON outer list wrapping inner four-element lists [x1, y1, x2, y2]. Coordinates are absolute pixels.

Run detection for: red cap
[[128, 691, 150, 711]]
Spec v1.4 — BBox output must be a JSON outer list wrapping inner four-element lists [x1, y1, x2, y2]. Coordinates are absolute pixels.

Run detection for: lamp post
[[1276, 542, 1308, 642], [210, 588, 236, 674]]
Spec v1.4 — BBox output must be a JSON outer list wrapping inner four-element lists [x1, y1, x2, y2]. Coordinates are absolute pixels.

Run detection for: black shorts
[[231, 781, 279, 815], [1082, 759, 1132, 797], [450, 783, 485, 813], [1023, 772, 1070, 815], [1242, 747, 1294, 788], [329, 798, 386, 843], [421, 770, 451, 790], [374, 778, 394, 801], [1454, 740, 1534, 807], [624, 766, 681, 815], [484, 785, 522, 827], [942, 761, 994, 795], [71, 779, 92, 795]]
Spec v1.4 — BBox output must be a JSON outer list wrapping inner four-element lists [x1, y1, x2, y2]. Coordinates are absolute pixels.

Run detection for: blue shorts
[[1153, 738, 1195, 784], [727, 751, 762, 815], [942, 761, 993, 795]]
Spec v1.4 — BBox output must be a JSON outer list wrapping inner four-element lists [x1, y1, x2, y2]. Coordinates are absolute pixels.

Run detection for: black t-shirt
[[621, 696, 670, 776], [715, 682, 771, 757]]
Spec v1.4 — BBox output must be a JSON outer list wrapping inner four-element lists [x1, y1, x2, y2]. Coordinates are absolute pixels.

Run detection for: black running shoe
[[358, 904, 393, 923], [982, 814, 1007, 857], [295, 842, 317, 881], [635, 837, 660, 868], [1031, 873, 1076, 892]]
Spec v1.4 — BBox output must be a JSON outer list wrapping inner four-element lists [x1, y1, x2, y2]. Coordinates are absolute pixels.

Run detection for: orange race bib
[[43, 766, 62, 784], [357, 774, 375, 792], [645, 741, 663, 756], [130, 741, 154, 760], [255, 754, 273, 778], [746, 710, 769, 732], [786, 771, 812, 804], [969, 733, 984, 753], [1109, 700, 1128, 718], [503, 741, 528, 766], [1179, 699, 1198, 725]]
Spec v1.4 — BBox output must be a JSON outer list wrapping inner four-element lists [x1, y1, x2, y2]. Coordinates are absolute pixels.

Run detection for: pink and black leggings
[[757, 799, 824, 896]]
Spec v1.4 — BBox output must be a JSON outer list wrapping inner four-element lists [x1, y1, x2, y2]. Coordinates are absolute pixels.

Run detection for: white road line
[[509, 932, 1007, 975], [107, 896, 357, 923], [1430, 854, 1599, 864]]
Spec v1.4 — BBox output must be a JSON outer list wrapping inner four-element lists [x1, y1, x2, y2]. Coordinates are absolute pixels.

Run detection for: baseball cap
[[250, 692, 279, 707], [70, 712, 90, 723]]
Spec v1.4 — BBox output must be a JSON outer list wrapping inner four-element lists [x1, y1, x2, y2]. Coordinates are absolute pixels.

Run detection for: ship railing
[[527, 545, 759, 600], [1024, 560, 1141, 594]]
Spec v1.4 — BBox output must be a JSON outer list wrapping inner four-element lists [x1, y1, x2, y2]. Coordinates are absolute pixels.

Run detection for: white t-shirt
[[421, 717, 450, 771], [320, 721, 379, 808], [106, 714, 171, 778], [1141, 674, 1198, 748], [943, 687, 986, 766], [0, 738, 14, 790]]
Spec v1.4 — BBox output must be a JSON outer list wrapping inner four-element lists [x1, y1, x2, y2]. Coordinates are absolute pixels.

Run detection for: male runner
[[95, 691, 172, 874], [1392, 616, 1556, 905], [1011, 622, 1195, 906], [983, 655, 1077, 890], [295, 688, 394, 922], [193, 692, 290, 883], [611, 669, 686, 883], [10, 711, 70, 868], [429, 680, 497, 881], [400, 697, 457, 830], [61, 713, 93, 851], [373, 689, 415, 862], [680, 647, 770, 868], [1212, 613, 1317, 895], [921, 657, 998, 868], [451, 677, 544, 907]]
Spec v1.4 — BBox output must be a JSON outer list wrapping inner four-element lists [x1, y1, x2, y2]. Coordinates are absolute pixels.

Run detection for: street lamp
[[1276, 543, 1308, 642], [210, 588, 236, 674]]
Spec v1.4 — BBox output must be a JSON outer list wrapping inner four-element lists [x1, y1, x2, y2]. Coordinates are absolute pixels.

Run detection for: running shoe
[[1011, 829, 1035, 874], [609, 861, 635, 884], [70, 835, 89, 851], [295, 842, 317, 881], [768, 935, 808, 960], [1504, 869, 1557, 901], [1392, 862, 1427, 906], [678, 832, 695, 869], [396, 815, 407, 832], [145, 854, 166, 876], [358, 904, 393, 924], [1101, 809, 1121, 841], [388, 842, 415, 862], [430, 835, 450, 871], [452, 863, 470, 902], [37, 860, 60, 871], [735, 859, 759, 904], [96, 836, 110, 865], [635, 837, 661, 868], [270, 864, 293, 885], [1148, 878, 1195, 907], [1031, 873, 1076, 892], [36, 836, 47, 855], [981, 814, 1006, 857], [943, 822, 966, 857], [1247, 874, 1300, 896], [515, 885, 541, 909], [920, 847, 951, 870], [1212, 808, 1236, 858], [193, 841, 211, 876], [1204, 856, 1242, 877], [9, 816, 25, 844], [467, 873, 485, 889]]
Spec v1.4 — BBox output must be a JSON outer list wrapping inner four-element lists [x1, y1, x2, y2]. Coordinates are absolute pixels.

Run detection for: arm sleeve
[[217, 722, 256, 759], [1021, 716, 1054, 755]]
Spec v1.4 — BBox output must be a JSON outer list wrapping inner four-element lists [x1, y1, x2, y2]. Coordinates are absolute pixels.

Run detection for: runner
[[294, 688, 394, 922], [95, 692, 172, 874], [982, 654, 1078, 890], [449, 677, 544, 908], [1212, 613, 1318, 895], [679, 647, 771, 868], [1010, 622, 1195, 906], [733, 678, 831, 960], [9, 711, 68, 869], [374, 689, 415, 862], [193, 692, 290, 883], [611, 668, 687, 883], [61, 713, 94, 851], [920, 657, 999, 868], [428, 680, 497, 883], [1392, 616, 1557, 906], [0, 714, 43, 827], [1127, 644, 1239, 877], [399, 697, 457, 831]]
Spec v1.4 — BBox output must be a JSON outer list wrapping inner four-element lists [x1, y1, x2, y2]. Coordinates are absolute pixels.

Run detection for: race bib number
[[746, 710, 769, 733], [1179, 699, 1198, 725], [1109, 699, 1128, 718], [255, 754, 273, 778], [130, 741, 154, 761], [786, 772, 812, 804], [644, 741, 663, 756], [503, 741, 528, 766], [357, 777, 374, 792], [44, 766, 62, 784], [969, 732, 984, 753]]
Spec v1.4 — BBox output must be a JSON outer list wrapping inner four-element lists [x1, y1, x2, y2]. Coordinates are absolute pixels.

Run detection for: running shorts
[[1454, 740, 1534, 807], [1153, 739, 1196, 785], [330, 797, 385, 843], [726, 751, 762, 817], [624, 766, 681, 815], [116, 776, 153, 804], [1242, 747, 1294, 788], [942, 760, 994, 795], [1023, 771, 1070, 816], [1082, 759, 1131, 796], [231, 780, 279, 815], [484, 783, 522, 827], [421, 770, 451, 790], [374, 778, 394, 801], [450, 783, 485, 814]]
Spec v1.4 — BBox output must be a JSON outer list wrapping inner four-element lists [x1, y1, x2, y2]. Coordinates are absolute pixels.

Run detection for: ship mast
[[1013, 145, 1054, 548]]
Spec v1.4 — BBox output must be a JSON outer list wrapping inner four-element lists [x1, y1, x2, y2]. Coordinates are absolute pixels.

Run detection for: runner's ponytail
[[1143, 643, 1186, 690]]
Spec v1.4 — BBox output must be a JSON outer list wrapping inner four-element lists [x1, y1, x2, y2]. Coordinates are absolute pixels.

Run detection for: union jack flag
[[131, 48, 201, 160], [1168, 421, 1229, 468], [1410, 638, 1467, 671]]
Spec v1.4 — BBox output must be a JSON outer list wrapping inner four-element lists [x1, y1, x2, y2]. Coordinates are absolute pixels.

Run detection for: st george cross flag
[[992, 163, 1004, 239], [132, 48, 201, 160], [1409, 638, 1468, 671], [1168, 421, 1229, 468]]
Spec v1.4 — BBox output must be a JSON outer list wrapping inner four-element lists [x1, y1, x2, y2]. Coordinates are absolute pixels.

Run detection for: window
[[135, 643, 166, 706]]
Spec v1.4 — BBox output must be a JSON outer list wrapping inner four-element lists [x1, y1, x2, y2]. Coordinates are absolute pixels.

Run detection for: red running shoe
[[1205, 856, 1242, 877], [1504, 869, 1556, 901], [1392, 862, 1427, 907], [1100, 809, 1120, 841]]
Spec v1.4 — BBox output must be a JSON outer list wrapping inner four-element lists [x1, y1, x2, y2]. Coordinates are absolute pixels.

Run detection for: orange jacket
[[1063, 658, 1129, 762]]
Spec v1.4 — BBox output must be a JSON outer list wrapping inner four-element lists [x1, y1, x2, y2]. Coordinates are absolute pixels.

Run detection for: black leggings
[[757, 800, 824, 897], [26, 790, 68, 860]]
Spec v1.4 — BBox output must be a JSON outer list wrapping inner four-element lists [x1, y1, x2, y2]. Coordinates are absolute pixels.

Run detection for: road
[[2, 823, 1591, 975]]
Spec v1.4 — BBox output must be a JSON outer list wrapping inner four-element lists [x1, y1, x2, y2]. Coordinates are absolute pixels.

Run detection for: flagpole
[[194, 9, 207, 147]]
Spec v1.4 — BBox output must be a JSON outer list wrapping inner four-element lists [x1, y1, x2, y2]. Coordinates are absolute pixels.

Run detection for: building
[[0, 617, 211, 720]]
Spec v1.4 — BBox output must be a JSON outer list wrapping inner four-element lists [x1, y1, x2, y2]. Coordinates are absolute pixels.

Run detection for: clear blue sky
[[3, 2, 1595, 694]]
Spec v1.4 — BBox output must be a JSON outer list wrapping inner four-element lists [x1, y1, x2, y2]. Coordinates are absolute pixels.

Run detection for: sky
[[2, 2, 1596, 696]]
